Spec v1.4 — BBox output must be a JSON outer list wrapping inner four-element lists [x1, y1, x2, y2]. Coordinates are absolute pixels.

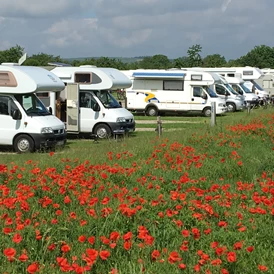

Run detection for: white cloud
[[0, 0, 273, 59]]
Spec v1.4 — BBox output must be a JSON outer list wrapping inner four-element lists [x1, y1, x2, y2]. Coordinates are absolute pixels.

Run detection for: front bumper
[[108, 121, 136, 134], [29, 132, 67, 149]]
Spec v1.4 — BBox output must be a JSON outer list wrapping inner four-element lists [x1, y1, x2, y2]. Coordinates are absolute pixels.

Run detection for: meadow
[[1, 108, 274, 274]]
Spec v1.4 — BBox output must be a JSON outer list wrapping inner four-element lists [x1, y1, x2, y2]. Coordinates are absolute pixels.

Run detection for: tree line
[[1, 44, 274, 69]]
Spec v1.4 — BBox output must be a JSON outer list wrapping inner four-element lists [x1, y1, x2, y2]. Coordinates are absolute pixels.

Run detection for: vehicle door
[[0, 95, 22, 145], [190, 86, 207, 111], [79, 91, 100, 133], [66, 83, 79, 132]]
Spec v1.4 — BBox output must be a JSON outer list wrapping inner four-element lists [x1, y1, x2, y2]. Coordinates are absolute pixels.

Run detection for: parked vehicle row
[[0, 64, 135, 153], [121, 66, 272, 117], [0, 63, 272, 153]]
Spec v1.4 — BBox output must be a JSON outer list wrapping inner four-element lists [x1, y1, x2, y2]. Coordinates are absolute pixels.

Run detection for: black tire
[[94, 124, 112, 139], [146, 106, 158, 117], [203, 107, 211, 117], [14, 134, 35, 153], [226, 102, 236, 112]]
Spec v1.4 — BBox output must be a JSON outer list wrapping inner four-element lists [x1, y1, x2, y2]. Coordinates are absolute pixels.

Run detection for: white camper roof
[[0, 65, 65, 94], [231, 67, 263, 80], [51, 67, 132, 90], [224, 76, 244, 84], [122, 69, 221, 85]]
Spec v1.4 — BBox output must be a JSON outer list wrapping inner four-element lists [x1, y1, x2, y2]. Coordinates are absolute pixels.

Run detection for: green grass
[[1, 108, 274, 273]]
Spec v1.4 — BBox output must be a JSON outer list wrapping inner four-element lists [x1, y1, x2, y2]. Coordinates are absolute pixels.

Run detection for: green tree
[[202, 54, 226, 67], [0, 45, 24, 64], [238, 45, 274, 68], [187, 44, 202, 67], [138, 54, 171, 69], [24, 53, 69, 66], [172, 57, 190, 68]]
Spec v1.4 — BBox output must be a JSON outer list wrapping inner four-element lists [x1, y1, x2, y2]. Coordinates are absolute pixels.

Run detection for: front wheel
[[94, 124, 112, 139], [203, 107, 211, 117], [146, 106, 158, 117], [14, 134, 35, 153], [226, 102, 236, 112]]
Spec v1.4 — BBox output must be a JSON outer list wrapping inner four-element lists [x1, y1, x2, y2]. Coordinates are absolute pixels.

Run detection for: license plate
[[57, 140, 65, 146]]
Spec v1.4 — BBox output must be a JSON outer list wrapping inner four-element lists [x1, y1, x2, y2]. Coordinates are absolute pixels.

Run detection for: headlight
[[116, 117, 126, 123], [41, 127, 53, 134]]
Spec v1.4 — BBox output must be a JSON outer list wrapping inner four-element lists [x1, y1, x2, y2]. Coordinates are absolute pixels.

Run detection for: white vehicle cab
[[230, 67, 269, 99], [213, 75, 245, 112], [38, 66, 135, 139], [224, 76, 259, 105], [0, 64, 66, 153], [122, 69, 227, 117], [179, 68, 245, 112], [182, 67, 269, 99]]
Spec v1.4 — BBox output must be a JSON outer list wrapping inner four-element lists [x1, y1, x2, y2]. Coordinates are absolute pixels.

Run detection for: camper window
[[0, 96, 18, 116], [75, 73, 91, 83], [0, 71, 17, 87], [163, 80, 183, 91]]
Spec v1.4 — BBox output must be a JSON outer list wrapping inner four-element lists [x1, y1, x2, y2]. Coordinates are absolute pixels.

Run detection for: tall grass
[[1, 108, 274, 274]]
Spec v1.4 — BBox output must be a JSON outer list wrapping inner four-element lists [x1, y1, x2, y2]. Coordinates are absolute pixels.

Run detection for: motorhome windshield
[[93, 90, 122, 108], [204, 86, 218, 98], [14, 94, 50, 116], [224, 84, 238, 95], [239, 83, 252, 93], [251, 80, 264, 91]]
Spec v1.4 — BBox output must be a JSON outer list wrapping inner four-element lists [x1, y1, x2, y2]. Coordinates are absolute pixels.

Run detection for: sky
[[0, 0, 273, 60]]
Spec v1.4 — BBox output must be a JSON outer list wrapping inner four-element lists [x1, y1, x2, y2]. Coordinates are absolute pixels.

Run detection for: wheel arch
[[13, 133, 35, 147]]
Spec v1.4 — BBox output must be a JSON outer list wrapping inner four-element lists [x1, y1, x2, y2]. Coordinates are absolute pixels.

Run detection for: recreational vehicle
[[182, 67, 269, 99], [255, 73, 274, 96], [0, 64, 66, 153], [37, 66, 135, 139], [224, 76, 259, 104], [122, 69, 227, 117]]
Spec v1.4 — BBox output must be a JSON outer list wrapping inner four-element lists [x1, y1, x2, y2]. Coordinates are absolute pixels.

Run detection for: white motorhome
[[37, 66, 135, 139], [254, 73, 274, 96], [231, 67, 269, 99], [211, 75, 245, 112], [122, 69, 227, 117], [0, 64, 66, 153], [182, 67, 269, 99], [224, 76, 259, 104], [180, 68, 245, 112]]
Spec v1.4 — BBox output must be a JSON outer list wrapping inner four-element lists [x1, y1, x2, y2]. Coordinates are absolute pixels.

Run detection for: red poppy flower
[[99, 250, 110, 260]]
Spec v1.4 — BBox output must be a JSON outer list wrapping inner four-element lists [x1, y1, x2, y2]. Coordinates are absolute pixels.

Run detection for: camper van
[[224, 76, 259, 104], [213, 76, 245, 112], [0, 64, 66, 153], [180, 68, 245, 111], [37, 66, 135, 139], [122, 69, 227, 117], [182, 67, 269, 99]]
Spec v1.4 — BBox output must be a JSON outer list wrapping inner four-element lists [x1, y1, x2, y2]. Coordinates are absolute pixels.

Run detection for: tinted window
[[0, 96, 18, 116]]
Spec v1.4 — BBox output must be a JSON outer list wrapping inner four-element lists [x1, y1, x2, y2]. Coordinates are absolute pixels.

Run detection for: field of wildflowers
[[1, 109, 274, 274]]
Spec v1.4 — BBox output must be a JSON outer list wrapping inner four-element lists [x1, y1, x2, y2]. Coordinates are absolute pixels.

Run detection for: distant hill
[[64, 57, 145, 63]]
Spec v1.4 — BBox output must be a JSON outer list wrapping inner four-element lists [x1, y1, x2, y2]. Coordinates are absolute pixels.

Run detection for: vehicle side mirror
[[225, 91, 229, 96], [92, 103, 100, 112], [49, 107, 53, 114], [12, 109, 22, 120]]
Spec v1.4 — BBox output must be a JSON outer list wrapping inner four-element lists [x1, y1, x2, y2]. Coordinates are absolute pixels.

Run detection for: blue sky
[[0, 0, 273, 60]]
